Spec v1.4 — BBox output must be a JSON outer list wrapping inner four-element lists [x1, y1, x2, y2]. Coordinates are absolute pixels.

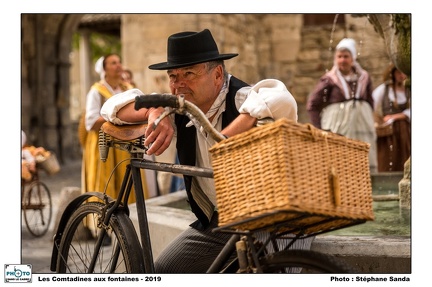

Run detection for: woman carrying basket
[[372, 64, 411, 172]]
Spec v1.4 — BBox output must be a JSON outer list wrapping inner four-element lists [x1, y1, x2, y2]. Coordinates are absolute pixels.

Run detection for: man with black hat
[[101, 29, 311, 273]]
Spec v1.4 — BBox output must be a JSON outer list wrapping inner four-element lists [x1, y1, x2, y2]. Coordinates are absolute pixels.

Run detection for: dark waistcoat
[[175, 76, 249, 229], [381, 85, 410, 116]]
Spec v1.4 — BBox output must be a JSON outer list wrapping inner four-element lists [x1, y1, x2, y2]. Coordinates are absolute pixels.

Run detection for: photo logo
[[4, 264, 32, 283]]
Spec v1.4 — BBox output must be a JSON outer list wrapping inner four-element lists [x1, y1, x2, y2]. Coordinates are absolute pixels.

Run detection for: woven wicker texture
[[209, 118, 374, 233]]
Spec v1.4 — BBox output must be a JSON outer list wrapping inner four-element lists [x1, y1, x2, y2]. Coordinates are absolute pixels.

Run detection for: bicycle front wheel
[[260, 249, 357, 273], [22, 180, 52, 237], [55, 202, 145, 273]]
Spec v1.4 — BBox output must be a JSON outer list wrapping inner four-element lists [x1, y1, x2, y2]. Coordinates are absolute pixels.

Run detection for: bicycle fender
[[50, 192, 114, 271]]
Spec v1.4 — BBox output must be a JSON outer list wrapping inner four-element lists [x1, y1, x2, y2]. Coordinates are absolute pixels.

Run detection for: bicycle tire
[[55, 202, 145, 273], [260, 249, 357, 273], [22, 180, 52, 237]]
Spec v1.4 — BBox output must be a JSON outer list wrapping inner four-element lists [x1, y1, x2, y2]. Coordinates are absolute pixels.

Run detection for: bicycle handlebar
[[134, 94, 179, 109], [134, 94, 226, 143]]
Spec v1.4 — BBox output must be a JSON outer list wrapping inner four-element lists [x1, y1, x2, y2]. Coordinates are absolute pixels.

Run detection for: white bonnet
[[95, 56, 105, 80], [336, 38, 357, 61]]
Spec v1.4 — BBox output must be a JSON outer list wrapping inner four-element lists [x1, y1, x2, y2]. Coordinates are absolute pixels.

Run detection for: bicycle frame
[[50, 145, 216, 273], [51, 94, 360, 274], [125, 158, 214, 272], [118, 145, 278, 273], [51, 145, 269, 273]]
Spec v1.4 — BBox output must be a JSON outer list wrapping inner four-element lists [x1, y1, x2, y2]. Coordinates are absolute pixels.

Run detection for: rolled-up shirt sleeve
[[238, 79, 298, 122], [100, 88, 143, 125]]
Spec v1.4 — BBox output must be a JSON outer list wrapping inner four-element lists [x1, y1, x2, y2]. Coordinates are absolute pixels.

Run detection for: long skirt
[[376, 119, 411, 172]]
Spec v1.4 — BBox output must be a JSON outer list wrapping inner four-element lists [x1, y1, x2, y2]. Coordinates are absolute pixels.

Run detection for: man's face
[[167, 63, 220, 113]]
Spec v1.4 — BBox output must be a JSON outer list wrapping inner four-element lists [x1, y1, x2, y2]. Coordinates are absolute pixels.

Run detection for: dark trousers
[[154, 214, 314, 273]]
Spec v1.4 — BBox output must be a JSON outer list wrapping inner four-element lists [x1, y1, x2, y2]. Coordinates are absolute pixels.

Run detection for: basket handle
[[306, 124, 341, 206], [306, 123, 320, 141], [319, 131, 341, 207], [329, 167, 341, 206]]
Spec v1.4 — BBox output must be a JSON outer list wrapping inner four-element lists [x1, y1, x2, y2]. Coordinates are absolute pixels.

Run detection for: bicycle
[[21, 167, 53, 237], [51, 94, 365, 274]]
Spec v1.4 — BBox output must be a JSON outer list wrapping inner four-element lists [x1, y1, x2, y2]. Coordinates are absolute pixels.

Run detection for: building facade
[[22, 14, 397, 161]]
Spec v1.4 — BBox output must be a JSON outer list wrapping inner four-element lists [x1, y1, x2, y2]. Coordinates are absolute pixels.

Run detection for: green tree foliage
[[72, 32, 121, 62]]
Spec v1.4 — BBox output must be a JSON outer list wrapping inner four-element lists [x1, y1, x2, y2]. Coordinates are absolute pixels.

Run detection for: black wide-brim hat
[[148, 29, 238, 70]]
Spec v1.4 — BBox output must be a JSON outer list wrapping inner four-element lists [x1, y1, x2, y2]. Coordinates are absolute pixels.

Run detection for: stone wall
[[22, 14, 83, 160]]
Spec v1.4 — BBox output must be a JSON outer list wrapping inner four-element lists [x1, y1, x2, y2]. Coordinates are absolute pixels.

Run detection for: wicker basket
[[376, 123, 393, 137], [36, 152, 60, 175], [209, 118, 374, 234]]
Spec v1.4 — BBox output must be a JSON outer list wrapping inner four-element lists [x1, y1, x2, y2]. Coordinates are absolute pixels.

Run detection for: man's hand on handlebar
[[144, 107, 174, 156]]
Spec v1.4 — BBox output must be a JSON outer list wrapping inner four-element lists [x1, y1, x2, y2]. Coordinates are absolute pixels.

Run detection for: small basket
[[209, 118, 374, 234], [376, 123, 393, 137], [36, 152, 60, 175]]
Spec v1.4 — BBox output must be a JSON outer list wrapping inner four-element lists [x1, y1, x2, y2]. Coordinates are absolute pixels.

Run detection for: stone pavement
[[21, 159, 82, 273]]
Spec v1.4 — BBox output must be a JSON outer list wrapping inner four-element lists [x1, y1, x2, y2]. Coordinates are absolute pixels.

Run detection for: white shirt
[[85, 80, 124, 131], [372, 83, 410, 120]]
